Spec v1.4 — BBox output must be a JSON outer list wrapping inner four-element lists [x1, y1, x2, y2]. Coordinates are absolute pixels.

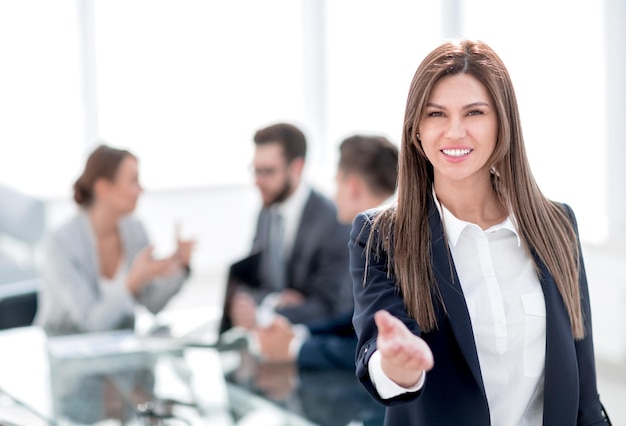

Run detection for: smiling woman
[[350, 39, 611, 426]]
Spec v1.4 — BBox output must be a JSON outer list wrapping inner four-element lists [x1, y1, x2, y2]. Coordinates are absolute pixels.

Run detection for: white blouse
[[370, 200, 547, 425]]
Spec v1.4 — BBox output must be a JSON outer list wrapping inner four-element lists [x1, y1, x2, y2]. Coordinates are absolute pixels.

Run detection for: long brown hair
[[366, 40, 584, 339]]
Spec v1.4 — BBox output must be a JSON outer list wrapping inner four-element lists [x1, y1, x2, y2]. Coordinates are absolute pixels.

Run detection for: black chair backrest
[[0, 279, 39, 330]]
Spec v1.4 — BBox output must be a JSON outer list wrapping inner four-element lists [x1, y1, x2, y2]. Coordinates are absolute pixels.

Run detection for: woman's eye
[[427, 111, 444, 117], [467, 109, 484, 116]]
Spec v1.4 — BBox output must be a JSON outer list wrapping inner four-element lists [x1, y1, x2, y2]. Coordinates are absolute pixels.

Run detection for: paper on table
[[47, 329, 186, 360]]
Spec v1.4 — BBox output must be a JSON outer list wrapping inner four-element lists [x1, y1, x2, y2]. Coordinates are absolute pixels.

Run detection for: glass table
[[0, 319, 383, 426], [220, 344, 384, 426]]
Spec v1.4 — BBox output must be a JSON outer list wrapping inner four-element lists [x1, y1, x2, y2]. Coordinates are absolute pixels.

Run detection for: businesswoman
[[36, 144, 194, 336], [350, 40, 611, 425]]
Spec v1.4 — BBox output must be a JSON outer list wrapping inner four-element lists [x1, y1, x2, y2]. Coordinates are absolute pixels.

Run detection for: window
[[0, 1, 612, 244], [0, 0, 83, 199]]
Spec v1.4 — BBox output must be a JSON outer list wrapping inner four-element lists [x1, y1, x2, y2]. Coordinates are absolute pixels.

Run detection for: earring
[[416, 133, 421, 142]]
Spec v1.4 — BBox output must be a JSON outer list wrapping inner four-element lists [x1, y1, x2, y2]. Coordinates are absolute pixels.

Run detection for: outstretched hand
[[375, 310, 434, 388]]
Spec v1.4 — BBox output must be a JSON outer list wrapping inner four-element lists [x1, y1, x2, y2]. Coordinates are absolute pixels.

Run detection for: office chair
[[0, 278, 39, 330], [0, 184, 46, 286]]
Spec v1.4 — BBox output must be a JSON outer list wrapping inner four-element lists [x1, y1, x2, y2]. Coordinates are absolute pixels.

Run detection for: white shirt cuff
[[368, 349, 426, 399], [256, 292, 281, 327], [288, 324, 310, 358], [247, 330, 261, 356]]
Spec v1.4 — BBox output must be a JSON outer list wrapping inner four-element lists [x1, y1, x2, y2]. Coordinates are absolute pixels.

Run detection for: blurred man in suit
[[255, 134, 398, 370], [229, 123, 353, 328]]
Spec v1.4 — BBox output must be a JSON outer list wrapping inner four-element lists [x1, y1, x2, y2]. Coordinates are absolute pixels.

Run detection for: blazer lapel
[[532, 253, 578, 426], [287, 190, 315, 272], [428, 202, 487, 400], [78, 210, 99, 280], [427, 197, 578, 424]]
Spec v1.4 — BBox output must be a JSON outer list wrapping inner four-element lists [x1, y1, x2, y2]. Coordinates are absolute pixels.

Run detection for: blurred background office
[[0, 0, 624, 419]]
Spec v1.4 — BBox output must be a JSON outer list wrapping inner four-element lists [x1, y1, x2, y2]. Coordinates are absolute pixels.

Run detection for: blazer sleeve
[[297, 333, 358, 371], [124, 218, 189, 315], [306, 311, 356, 337], [562, 205, 612, 425], [39, 223, 136, 333], [295, 311, 358, 370], [350, 211, 424, 406]]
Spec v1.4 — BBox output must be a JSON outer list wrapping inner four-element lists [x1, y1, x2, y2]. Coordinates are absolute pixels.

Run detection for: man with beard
[[229, 123, 352, 329], [255, 134, 398, 371]]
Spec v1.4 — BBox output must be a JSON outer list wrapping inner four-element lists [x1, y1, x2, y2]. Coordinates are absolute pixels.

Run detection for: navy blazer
[[252, 189, 353, 324], [350, 200, 610, 425], [298, 311, 358, 371]]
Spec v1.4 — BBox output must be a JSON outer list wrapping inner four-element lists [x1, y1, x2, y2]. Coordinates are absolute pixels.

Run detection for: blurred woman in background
[[36, 144, 194, 336]]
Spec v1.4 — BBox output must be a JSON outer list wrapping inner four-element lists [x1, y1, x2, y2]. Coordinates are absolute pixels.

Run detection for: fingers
[[176, 239, 196, 251], [267, 314, 292, 331], [256, 315, 295, 362], [174, 239, 196, 267], [374, 310, 399, 336], [380, 337, 433, 370], [375, 310, 435, 374], [231, 293, 257, 329], [276, 289, 305, 308]]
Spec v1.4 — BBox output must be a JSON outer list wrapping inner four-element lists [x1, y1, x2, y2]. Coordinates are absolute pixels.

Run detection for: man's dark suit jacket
[[298, 311, 358, 371], [350, 200, 610, 426], [252, 189, 352, 324]]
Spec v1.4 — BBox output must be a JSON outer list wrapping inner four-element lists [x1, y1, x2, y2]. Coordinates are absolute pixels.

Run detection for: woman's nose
[[444, 117, 467, 140]]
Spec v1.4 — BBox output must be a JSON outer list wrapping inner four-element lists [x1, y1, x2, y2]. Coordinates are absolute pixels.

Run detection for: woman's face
[[418, 73, 498, 189], [101, 156, 143, 215]]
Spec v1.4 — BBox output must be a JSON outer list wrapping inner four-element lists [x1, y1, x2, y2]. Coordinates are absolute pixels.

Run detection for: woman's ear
[[413, 127, 422, 148]]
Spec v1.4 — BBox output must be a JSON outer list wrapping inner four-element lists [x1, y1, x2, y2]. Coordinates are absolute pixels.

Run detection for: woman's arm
[[560, 205, 612, 425], [123, 218, 190, 315], [350, 212, 432, 405]]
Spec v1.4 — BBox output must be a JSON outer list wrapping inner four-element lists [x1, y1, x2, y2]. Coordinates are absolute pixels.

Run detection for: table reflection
[[0, 325, 382, 426], [48, 350, 208, 426], [224, 349, 385, 426], [49, 353, 159, 424]]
